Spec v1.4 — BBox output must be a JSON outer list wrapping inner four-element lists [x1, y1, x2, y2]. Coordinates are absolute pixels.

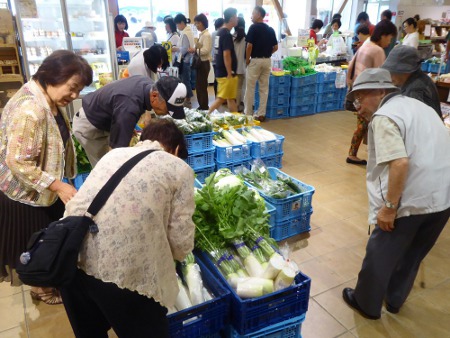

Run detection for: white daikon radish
[[236, 277, 274, 298], [234, 240, 265, 277], [182, 253, 204, 306], [202, 286, 214, 302], [274, 266, 296, 291], [262, 253, 286, 280], [167, 307, 178, 315], [175, 275, 192, 311]]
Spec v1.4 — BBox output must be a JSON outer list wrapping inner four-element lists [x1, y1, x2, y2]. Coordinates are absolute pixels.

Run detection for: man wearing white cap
[[136, 21, 157, 46], [73, 76, 187, 167], [342, 68, 450, 319]]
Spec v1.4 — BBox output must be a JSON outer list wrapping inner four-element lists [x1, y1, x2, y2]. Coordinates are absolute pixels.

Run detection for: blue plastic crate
[[316, 99, 341, 113], [290, 73, 317, 87], [215, 141, 252, 163], [256, 81, 291, 96], [266, 201, 276, 229], [195, 165, 215, 184], [289, 94, 317, 106], [265, 106, 290, 119], [228, 314, 306, 338], [215, 159, 251, 172], [245, 168, 315, 222], [289, 104, 316, 117], [316, 72, 337, 83], [429, 63, 444, 73], [185, 132, 214, 154], [271, 209, 313, 241], [197, 252, 311, 336], [337, 88, 347, 100], [186, 147, 215, 170], [73, 172, 90, 190], [268, 74, 291, 86], [168, 259, 231, 338], [316, 82, 337, 93], [316, 90, 340, 103], [260, 152, 283, 169], [194, 178, 203, 189], [255, 95, 290, 108], [249, 128, 285, 158], [290, 85, 317, 97], [421, 62, 429, 72]]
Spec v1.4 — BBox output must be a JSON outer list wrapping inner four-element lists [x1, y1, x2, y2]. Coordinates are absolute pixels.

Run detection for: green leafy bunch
[[72, 136, 92, 173], [193, 170, 270, 252]]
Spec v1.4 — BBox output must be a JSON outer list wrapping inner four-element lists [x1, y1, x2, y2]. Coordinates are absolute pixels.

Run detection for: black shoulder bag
[[16, 149, 157, 287], [344, 53, 358, 112]]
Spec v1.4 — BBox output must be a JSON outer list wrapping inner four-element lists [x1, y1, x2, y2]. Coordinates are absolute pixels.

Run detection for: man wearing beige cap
[[381, 44, 442, 118], [342, 68, 450, 320], [136, 21, 157, 46]]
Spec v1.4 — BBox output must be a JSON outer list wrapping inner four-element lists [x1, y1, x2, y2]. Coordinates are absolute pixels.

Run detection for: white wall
[[396, 5, 450, 21]]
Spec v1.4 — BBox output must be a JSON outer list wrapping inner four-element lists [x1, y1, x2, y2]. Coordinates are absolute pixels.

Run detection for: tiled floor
[[1, 107, 449, 337]]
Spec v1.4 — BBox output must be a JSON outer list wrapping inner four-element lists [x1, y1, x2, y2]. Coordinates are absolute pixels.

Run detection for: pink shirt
[[349, 40, 386, 84]]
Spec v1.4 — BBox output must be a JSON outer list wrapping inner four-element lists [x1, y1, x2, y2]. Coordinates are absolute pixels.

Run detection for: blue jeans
[[181, 62, 193, 98]]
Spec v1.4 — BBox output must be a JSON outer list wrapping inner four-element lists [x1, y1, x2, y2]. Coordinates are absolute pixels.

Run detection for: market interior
[[1, 101, 449, 338]]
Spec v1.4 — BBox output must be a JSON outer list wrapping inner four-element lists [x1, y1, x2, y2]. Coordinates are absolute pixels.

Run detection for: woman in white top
[[60, 119, 195, 338], [233, 17, 246, 112], [164, 17, 180, 54], [190, 13, 212, 110], [173, 14, 195, 108], [402, 18, 419, 49]]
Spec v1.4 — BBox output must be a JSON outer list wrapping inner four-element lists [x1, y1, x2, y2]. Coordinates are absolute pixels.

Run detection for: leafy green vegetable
[[73, 136, 92, 173], [282, 56, 316, 77], [193, 169, 270, 252]]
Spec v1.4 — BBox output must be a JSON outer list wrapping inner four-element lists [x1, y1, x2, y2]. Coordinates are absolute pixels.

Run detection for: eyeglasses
[[353, 97, 361, 110]]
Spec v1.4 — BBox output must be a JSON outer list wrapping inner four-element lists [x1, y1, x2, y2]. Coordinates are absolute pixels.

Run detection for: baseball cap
[[381, 45, 421, 73], [347, 68, 399, 101], [155, 76, 187, 119]]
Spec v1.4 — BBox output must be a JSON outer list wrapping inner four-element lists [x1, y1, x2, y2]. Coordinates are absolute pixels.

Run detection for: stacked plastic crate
[[214, 140, 252, 172], [254, 75, 291, 120], [289, 73, 318, 117], [185, 132, 215, 183], [197, 251, 311, 338], [315, 72, 341, 113], [250, 127, 285, 169]]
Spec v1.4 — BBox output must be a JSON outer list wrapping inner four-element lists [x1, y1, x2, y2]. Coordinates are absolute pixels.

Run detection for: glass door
[[65, 0, 116, 93], [14, 0, 69, 80]]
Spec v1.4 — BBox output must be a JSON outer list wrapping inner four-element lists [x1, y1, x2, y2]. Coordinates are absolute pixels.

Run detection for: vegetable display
[[235, 160, 304, 199], [160, 109, 213, 135], [282, 56, 316, 77], [209, 112, 247, 130], [213, 127, 277, 147], [193, 169, 299, 298]]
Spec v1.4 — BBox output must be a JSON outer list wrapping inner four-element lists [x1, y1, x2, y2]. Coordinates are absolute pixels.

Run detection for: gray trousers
[[354, 207, 450, 317], [72, 108, 110, 168]]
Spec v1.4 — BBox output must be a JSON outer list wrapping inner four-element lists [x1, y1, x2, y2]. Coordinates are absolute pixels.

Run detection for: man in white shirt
[[342, 68, 450, 320]]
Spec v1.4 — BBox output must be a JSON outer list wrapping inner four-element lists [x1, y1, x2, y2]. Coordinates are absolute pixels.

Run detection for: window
[[118, 0, 187, 41], [197, 0, 222, 34]]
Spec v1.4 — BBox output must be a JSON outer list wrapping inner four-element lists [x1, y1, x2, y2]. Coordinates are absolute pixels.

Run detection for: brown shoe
[[257, 116, 266, 122], [30, 288, 63, 305]]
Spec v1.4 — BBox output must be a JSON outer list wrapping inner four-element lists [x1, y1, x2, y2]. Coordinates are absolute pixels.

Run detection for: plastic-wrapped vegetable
[[181, 253, 204, 306]]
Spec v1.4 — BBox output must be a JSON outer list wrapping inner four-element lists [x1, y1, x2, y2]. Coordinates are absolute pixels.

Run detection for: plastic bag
[[335, 70, 346, 89]]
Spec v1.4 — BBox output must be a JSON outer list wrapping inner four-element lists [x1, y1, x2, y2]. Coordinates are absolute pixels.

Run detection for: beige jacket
[[0, 80, 76, 206]]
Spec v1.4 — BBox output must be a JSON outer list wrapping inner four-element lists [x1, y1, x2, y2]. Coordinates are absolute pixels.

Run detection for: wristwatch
[[384, 200, 397, 210]]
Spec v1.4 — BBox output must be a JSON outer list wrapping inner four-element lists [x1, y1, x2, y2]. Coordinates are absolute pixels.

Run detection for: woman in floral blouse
[[0, 50, 92, 304], [60, 119, 196, 338]]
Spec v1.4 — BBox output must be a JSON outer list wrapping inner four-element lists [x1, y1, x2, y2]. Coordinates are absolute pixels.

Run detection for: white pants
[[72, 108, 110, 168], [244, 58, 271, 116]]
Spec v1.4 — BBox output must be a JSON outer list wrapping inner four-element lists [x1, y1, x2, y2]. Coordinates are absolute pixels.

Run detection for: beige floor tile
[[24, 295, 74, 338], [0, 283, 22, 299], [0, 326, 27, 338], [301, 299, 347, 338], [298, 257, 347, 297], [0, 293, 25, 332], [336, 332, 356, 338], [318, 248, 364, 282]]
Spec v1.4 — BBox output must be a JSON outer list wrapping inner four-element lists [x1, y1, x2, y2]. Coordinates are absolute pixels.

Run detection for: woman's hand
[[49, 180, 77, 204], [188, 47, 196, 53]]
